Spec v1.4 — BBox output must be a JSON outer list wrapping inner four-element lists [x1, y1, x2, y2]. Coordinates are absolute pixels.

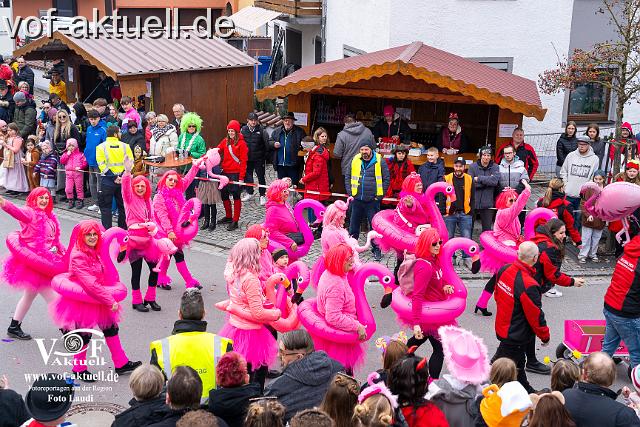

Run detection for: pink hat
[[439, 325, 490, 384], [358, 372, 398, 409], [383, 105, 395, 116]]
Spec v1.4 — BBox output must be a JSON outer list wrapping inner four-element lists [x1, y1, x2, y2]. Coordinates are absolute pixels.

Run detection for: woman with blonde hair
[[149, 114, 178, 157], [320, 373, 360, 427], [112, 364, 166, 427]]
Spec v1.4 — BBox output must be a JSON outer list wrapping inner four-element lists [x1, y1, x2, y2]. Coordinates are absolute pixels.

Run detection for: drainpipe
[[320, 0, 326, 62]]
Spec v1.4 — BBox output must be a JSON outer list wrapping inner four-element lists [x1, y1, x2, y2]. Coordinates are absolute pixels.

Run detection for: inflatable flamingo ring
[[199, 148, 230, 190], [215, 273, 299, 332], [5, 231, 68, 277], [581, 181, 640, 244], [372, 182, 454, 254], [478, 207, 556, 274], [390, 237, 478, 326], [52, 226, 129, 304]]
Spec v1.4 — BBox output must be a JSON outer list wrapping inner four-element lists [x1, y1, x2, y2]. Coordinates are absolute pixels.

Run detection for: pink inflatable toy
[[478, 207, 556, 274], [390, 237, 478, 326], [372, 182, 453, 254], [199, 147, 230, 189], [581, 181, 640, 243]]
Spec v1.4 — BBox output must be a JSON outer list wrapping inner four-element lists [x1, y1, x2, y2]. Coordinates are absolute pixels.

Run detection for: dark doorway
[[105, 0, 113, 16], [315, 36, 322, 64], [285, 28, 302, 68]]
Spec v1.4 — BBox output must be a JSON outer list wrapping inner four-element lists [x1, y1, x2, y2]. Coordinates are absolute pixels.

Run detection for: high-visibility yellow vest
[[350, 153, 383, 197], [96, 137, 133, 175], [149, 332, 232, 400]]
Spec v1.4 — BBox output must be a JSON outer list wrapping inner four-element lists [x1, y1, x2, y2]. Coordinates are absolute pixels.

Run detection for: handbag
[[2, 147, 13, 168]]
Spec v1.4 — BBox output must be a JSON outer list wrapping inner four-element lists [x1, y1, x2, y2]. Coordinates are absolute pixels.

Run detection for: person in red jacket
[[493, 241, 550, 393], [536, 178, 582, 251], [495, 127, 539, 180], [602, 233, 640, 371], [383, 145, 415, 207], [299, 133, 330, 203], [217, 120, 248, 231]]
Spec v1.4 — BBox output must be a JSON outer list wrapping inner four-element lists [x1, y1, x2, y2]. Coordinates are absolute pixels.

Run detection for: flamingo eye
[[123, 236, 129, 243], [382, 276, 391, 284], [446, 186, 453, 193], [319, 211, 324, 216], [469, 246, 478, 253], [298, 275, 304, 283]]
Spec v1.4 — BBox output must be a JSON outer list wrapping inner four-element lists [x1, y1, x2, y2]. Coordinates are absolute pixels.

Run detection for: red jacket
[[300, 145, 330, 201], [531, 230, 575, 292], [494, 259, 550, 344], [218, 136, 248, 180], [384, 158, 416, 204], [401, 402, 449, 427], [605, 235, 640, 318], [536, 193, 582, 245], [496, 140, 539, 180]]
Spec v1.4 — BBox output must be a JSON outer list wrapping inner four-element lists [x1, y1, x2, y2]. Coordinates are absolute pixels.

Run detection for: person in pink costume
[[59, 137, 87, 209], [407, 227, 455, 380], [398, 172, 430, 223], [315, 243, 368, 374], [245, 224, 275, 284], [50, 220, 141, 382], [0, 188, 65, 340], [219, 238, 282, 389], [264, 179, 301, 253], [152, 160, 204, 289], [121, 156, 161, 312]]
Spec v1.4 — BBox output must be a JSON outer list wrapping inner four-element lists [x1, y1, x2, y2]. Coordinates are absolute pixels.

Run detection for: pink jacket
[[60, 144, 87, 178], [317, 270, 362, 332], [226, 270, 280, 330], [320, 225, 362, 266], [2, 201, 63, 254], [122, 172, 152, 227], [411, 257, 445, 326], [264, 200, 299, 248], [493, 188, 530, 243], [68, 246, 115, 307], [152, 166, 199, 241], [258, 249, 276, 284], [122, 108, 141, 130]]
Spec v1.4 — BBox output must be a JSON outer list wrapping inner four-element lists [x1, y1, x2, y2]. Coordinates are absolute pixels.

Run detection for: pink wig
[[131, 175, 152, 200], [266, 179, 289, 203], [75, 220, 103, 253], [323, 197, 351, 227], [325, 243, 353, 276], [26, 187, 54, 213], [415, 227, 440, 260], [157, 170, 184, 192], [216, 351, 248, 388], [245, 224, 268, 240], [401, 172, 423, 194], [228, 238, 261, 275], [495, 188, 518, 210]]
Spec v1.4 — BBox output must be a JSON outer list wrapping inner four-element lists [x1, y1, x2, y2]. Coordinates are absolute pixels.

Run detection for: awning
[[230, 6, 283, 37]]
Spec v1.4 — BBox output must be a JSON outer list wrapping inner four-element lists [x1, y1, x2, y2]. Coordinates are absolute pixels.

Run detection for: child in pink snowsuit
[[59, 138, 87, 209]]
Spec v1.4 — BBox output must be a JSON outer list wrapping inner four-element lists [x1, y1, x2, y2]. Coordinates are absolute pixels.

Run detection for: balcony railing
[[255, 0, 322, 16]]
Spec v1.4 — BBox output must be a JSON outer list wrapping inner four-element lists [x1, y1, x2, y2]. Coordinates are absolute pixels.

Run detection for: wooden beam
[[314, 87, 482, 105]]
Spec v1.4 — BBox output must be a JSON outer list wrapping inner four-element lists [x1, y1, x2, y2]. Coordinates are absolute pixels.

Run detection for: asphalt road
[[0, 202, 630, 420]]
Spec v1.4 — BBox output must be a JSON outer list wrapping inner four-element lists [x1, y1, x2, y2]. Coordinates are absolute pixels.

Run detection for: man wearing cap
[[241, 111, 270, 205], [13, 91, 37, 139], [371, 105, 411, 144], [21, 373, 76, 427], [444, 157, 474, 269], [334, 112, 375, 177], [468, 145, 500, 232], [560, 135, 600, 226], [49, 93, 70, 114], [346, 141, 390, 261], [48, 69, 67, 103], [0, 79, 14, 123], [269, 111, 306, 185]]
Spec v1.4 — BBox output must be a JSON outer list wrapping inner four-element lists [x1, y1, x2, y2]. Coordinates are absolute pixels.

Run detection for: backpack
[[398, 254, 431, 295]]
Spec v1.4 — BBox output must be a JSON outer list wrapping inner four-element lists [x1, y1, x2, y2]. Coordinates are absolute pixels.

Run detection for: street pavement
[[0, 194, 630, 425]]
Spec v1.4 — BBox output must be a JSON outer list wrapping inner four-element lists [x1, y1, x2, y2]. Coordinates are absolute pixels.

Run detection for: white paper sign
[[499, 124, 518, 138], [293, 112, 308, 126], [145, 81, 152, 98], [67, 67, 73, 83]]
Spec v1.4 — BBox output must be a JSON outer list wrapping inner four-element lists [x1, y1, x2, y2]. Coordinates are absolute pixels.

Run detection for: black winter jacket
[[563, 382, 640, 427], [269, 125, 306, 168], [122, 130, 146, 154], [111, 395, 167, 427], [208, 382, 262, 427], [147, 408, 228, 427], [16, 65, 35, 95], [556, 133, 578, 167], [241, 124, 269, 162], [0, 90, 15, 123], [468, 160, 500, 209]]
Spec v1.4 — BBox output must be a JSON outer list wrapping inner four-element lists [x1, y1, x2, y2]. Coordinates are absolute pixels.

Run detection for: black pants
[[492, 340, 535, 393], [484, 274, 497, 293], [98, 183, 126, 229], [407, 334, 444, 379], [221, 173, 241, 200], [171, 250, 185, 263], [476, 209, 495, 233], [130, 258, 158, 291], [245, 160, 266, 196], [276, 165, 300, 186], [185, 177, 199, 201], [63, 324, 119, 346]]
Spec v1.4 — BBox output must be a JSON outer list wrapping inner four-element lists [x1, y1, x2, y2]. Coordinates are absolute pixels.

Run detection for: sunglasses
[[166, 177, 178, 183], [188, 124, 196, 128], [431, 240, 443, 247]]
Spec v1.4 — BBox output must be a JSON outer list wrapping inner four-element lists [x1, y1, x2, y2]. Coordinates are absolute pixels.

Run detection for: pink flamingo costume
[[1, 188, 67, 340], [59, 138, 88, 206], [152, 161, 204, 289]]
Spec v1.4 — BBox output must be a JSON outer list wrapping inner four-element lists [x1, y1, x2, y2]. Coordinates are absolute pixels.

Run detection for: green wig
[[180, 112, 203, 134]]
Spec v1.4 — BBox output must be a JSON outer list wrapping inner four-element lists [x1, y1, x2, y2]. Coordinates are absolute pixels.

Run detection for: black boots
[[209, 205, 217, 230], [202, 203, 211, 229], [144, 300, 162, 311], [132, 303, 149, 312], [7, 318, 31, 340], [115, 360, 142, 375], [474, 306, 493, 316]]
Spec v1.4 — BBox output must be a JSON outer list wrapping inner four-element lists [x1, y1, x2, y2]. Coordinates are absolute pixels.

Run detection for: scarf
[[159, 186, 186, 228], [442, 126, 462, 150], [151, 123, 176, 141]]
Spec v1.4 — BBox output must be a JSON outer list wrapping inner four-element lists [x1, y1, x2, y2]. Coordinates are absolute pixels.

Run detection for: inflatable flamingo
[[581, 181, 640, 243], [372, 182, 453, 254], [199, 148, 230, 190], [478, 207, 556, 274], [282, 260, 310, 293], [390, 237, 478, 326], [266, 198, 326, 261]]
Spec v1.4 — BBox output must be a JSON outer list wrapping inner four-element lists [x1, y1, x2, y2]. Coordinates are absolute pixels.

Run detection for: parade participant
[[383, 145, 415, 207], [272, 248, 289, 274], [176, 112, 206, 200], [0, 188, 65, 340], [50, 220, 141, 380], [493, 179, 531, 246], [264, 179, 303, 253], [152, 159, 204, 290], [219, 238, 282, 389], [121, 156, 161, 312], [216, 120, 248, 231], [408, 227, 454, 380], [245, 224, 275, 284], [315, 243, 367, 374], [610, 159, 640, 257]]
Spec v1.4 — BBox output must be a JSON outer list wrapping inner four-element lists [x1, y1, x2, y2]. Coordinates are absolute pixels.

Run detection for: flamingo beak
[[471, 254, 480, 263], [281, 278, 291, 289]]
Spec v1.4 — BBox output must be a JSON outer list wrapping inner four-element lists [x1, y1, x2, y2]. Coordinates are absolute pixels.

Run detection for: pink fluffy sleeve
[[322, 284, 362, 332], [153, 193, 174, 234], [265, 206, 295, 248], [182, 161, 200, 189], [2, 200, 32, 223], [504, 187, 530, 223], [121, 172, 133, 205], [243, 275, 280, 322], [70, 252, 115, 307]]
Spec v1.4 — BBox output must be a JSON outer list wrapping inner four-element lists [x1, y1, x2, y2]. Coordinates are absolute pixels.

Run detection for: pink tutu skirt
[[50, 297, 121, 330], [314, 336, 366, 372], [219, 322, 277, 368], [1, 254, 55, 292]]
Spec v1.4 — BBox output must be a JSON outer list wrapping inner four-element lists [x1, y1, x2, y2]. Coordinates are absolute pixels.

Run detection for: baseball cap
[[247, 112, 259, 120], [454, 156, 466, 165]]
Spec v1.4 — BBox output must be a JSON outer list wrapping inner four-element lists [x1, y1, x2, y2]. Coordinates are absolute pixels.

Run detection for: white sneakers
[[241, 193, 253, 202], [544, 288, 563, 298], [87, 204, 99, 211]]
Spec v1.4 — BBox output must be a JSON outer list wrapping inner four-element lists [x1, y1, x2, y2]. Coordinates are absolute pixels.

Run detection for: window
[[468, 57, 513, 73], [343, 44, 366, 58], [54, 0, 77, 17], [568, 82, 611, 122], [0, 0, 10, 8]]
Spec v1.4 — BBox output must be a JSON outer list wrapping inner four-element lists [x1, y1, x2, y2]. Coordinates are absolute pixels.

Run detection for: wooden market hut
[[14, 30, 257, 145]]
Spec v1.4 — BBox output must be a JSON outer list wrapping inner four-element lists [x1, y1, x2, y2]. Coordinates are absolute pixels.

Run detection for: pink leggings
[[65, 172, 84, 200]]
